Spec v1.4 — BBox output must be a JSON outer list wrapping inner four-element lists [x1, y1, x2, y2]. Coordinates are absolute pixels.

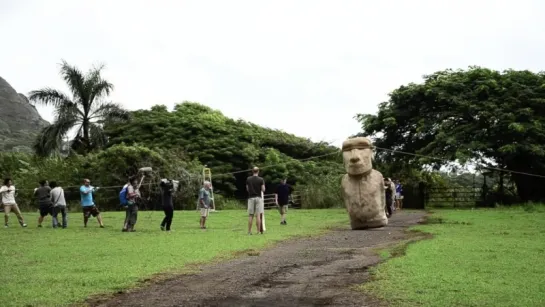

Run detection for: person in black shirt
[[34, 180, 53, 228], [160, 179, 175, 232], [275, 178, 292, 225], [384, 178, 394, 218], [246, 167, 265, 235]]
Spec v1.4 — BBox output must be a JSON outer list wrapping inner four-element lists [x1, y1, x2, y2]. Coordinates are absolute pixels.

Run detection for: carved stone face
[[342, 137, 373, 175]]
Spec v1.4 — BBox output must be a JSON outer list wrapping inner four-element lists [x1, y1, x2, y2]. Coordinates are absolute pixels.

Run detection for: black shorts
[[39, 205, 52, 217], [83, 206, 100, 218]]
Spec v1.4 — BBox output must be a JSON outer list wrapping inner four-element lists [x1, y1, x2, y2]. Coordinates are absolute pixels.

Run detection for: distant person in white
[[0, 178, 28, 228], [49, 181, 67, 229]]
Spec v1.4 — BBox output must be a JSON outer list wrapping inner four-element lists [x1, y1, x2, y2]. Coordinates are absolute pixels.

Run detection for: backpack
[[119, 185, 129, 206]]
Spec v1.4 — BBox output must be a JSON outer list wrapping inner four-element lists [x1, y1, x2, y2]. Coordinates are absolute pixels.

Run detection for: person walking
[[246, 167, 265, 235], [274, 178, 292, 225], [198, 181, 212, 230], [0, 178, 27, 228], [49, 181, 67, 228], [34, 180, 53, 228], [123, 176, 140, 232], [80, 179, 105, 228], [160, 179, 175, 233]]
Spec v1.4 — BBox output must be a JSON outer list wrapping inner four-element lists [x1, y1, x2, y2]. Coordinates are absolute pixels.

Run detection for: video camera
[[160, 178, 180, 193]]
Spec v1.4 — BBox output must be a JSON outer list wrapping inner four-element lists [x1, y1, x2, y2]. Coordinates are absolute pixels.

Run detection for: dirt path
[[89, 211, 427, 307]]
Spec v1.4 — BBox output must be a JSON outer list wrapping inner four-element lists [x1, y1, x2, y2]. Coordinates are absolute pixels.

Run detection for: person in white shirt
[[49, 181, 67, 229], [0, 178, 28, 228]]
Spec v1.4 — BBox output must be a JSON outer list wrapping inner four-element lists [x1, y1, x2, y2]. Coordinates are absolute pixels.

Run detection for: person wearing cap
[[246, 167, 265, 235]]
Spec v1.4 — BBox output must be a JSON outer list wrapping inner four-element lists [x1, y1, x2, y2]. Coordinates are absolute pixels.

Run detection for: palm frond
[[84, 63, 114, 106], [33, 118, 78, 157], [88, 122, 108, 149], [59, 59, 88, 106], [89, 80, 114, 106], [90, 102, 129, 122], [53, 100, 84, 122], [28, 88, 73, 107]]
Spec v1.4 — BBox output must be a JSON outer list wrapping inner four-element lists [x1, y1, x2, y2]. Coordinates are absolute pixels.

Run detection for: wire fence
[[3, 141, 541, 210]]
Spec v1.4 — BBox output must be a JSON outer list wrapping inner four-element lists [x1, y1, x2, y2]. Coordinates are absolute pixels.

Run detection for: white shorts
[[395, 193, 403, 199], [247, 197, 264, 215], [200, 208, 209, 217]]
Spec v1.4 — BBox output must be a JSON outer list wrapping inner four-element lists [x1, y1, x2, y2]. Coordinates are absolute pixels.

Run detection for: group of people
[[1, 166, 293, 235], [0, 177, 104, 229], [384, 178, 403, 218]]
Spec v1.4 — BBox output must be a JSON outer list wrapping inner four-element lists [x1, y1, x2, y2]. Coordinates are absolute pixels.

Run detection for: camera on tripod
[[160, 178, 180, 193]]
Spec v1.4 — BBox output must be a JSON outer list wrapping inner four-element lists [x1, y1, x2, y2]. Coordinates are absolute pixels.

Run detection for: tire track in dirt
[[87, 211, 427, 307]]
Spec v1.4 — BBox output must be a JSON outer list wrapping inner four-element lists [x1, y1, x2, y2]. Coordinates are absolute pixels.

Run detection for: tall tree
[[104, 102, 340, 196], [29, 60, 129, 156], [358, 66, 545, 202]]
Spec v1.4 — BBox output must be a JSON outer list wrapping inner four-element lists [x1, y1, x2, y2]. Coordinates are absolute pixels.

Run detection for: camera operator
[[160, 179, 177, 232]]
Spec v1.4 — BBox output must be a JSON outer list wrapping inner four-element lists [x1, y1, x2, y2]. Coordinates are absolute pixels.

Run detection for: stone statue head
[[342, 137, 374, 175]]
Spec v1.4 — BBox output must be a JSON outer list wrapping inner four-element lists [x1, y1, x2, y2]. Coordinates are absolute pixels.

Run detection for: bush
[[0, 145, 204, 211]]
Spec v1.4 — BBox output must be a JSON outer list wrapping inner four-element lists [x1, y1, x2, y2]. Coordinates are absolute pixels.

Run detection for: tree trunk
[[82, 119, 90, 154], [498, 171, 504, 204]]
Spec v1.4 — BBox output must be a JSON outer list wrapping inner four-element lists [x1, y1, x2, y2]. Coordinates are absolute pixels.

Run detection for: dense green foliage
[[29, 60, 129, 156], [0, 144, 202, 210], [358, 67, 545, 202], [105, 102, 342, 200]]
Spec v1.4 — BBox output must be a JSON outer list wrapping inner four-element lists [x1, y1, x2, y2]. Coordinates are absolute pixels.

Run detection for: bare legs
[[247, 214, 262, 234]]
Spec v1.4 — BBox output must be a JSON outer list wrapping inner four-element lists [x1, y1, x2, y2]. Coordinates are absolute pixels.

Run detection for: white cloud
[[2, 0, 545, 148]]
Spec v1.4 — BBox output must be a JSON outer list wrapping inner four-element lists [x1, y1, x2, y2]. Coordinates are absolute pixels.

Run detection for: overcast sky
[[2, 0, 545, 148]]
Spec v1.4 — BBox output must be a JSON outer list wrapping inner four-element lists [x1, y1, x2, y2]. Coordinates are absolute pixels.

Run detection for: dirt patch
[[86, 211, 427, 307]]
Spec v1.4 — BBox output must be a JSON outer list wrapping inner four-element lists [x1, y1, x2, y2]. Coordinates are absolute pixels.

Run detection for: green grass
[[361, 206, 545, 307], [0, 209, 347, 307]]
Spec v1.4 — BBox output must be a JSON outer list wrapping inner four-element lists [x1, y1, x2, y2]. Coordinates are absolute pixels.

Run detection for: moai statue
[[341, 137, 388, 229]]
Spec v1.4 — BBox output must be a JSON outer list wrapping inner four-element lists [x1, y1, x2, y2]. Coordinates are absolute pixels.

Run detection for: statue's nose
[[350, 156, 360, 163]]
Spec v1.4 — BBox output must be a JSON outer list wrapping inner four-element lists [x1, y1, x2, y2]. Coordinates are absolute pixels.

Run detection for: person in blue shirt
[[394, 179, 404, 210], [80, 178, 104, 228], [198, 181, 212, 230]]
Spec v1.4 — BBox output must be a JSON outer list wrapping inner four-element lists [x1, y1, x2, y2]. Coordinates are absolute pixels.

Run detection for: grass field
[[362, 206, 545, 307], [0, 208, 347, 307]]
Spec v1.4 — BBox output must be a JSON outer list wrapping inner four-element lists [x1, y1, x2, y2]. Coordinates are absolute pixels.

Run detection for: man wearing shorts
[[275, 178, 291, 225], [246, 167, 265, 235], [34, 180, 53, 227], [0, 178, 27, 228], [198, 181, 212, 230], [80, 179, 104, 228]]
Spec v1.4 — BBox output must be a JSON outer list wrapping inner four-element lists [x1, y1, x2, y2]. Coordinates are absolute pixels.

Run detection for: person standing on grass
[[160, 179, 174, 233], [246, 167, 265, 235], [123, 176, 140, 232], [80, 179, 104, 228], [34, 180, 54, 228], [0, 178, 27, 228], [275, 178, 292, 225], [199, 181, 212, 230], [49, 181, 67, 229]]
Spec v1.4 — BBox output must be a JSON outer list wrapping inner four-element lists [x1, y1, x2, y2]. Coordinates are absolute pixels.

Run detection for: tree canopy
[[105, 102, 342, 198], [29, 60, 129, 156], [358, 66, 545, 201]]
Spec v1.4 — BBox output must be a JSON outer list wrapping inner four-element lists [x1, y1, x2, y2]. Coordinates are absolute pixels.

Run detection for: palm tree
[[29, 60, 129, 156]]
